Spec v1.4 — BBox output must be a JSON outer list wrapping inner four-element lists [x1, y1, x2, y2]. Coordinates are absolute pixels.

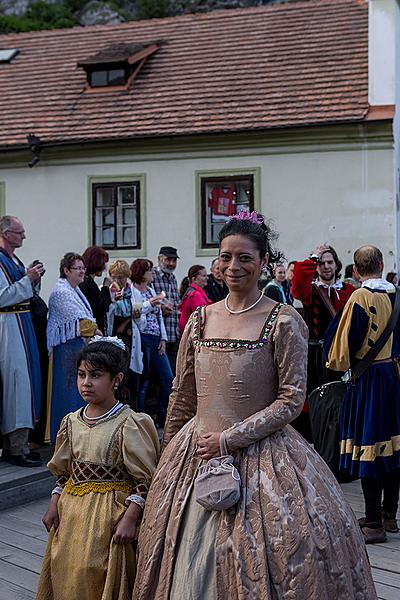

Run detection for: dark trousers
[[166, 340, 180, 377], [361, 469, 400, 525], [138, 334, 173, 427]]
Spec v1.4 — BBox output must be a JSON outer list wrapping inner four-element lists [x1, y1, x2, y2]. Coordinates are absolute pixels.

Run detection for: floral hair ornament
[[89, 335, 126, 351], [232, 211, 264, 225]]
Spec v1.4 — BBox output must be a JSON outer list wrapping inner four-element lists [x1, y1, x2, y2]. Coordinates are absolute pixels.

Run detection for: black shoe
[[9, 455, 42, 468], [27, 451, 41, 460], [1, 450, 11, 462]]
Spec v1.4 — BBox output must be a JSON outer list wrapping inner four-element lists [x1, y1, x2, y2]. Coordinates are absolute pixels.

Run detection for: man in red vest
[[291, 244, 355, 439]]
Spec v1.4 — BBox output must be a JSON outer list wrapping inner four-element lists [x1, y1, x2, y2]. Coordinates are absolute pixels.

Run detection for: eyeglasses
[[7, 230, 25, 235], [70, 267, 86, 272]]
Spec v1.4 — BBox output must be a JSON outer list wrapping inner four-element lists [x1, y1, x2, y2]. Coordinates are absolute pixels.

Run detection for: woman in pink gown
[[133, 213, 377, 600]]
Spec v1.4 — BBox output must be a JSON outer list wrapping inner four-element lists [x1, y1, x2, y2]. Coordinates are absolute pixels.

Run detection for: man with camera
[[0, 215, 44, 466], [291, 244, 355, 439]]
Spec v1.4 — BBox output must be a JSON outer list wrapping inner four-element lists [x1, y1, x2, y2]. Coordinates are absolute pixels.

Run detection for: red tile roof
[[0, 0, 370, 149]]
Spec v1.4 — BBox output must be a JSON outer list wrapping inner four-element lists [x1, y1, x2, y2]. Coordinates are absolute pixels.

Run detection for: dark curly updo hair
[[218, 214, 283, 276], [77, 340, 129, 402]]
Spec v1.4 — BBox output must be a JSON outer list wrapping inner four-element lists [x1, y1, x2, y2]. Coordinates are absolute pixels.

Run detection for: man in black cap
[[153, 246, 180, 374]]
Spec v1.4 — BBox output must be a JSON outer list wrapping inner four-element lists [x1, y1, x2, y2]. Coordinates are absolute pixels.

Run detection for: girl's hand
[[113, 502, 141, 544], [158, 340, 166, 355], [42, 495, 60, 532], [197, 432, 221, 460]]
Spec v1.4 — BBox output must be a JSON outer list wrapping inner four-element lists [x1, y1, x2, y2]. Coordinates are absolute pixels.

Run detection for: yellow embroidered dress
[[36, 405, 159, 600]]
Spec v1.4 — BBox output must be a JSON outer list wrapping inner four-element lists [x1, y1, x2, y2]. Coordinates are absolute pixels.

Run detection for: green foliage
[[0, 15, 31, 33], [0, 1, 78, 34], [136, 0, 167, 19], [25, 1, 78, 28]]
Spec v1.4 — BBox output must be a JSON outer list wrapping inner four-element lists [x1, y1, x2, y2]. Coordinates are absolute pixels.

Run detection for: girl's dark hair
[[59, 252, 84, 278], [218, 214, 283, 276], [321, 246, 342, 279], [77, 341, 129, 402], [82, 246, 109, 276], [179, 265, 205, 298], [130, 258, 153, 284]]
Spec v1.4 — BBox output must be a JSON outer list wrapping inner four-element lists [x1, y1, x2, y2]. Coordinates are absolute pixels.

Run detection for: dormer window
[[78, 42, 159, 91]]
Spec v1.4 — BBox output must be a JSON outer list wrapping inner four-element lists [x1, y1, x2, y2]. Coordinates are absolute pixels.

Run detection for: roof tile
[[0, 0, 369, 148]]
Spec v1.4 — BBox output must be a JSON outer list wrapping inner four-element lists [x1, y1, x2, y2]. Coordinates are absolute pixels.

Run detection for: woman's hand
[[113, 502, 141, 544], [42, 494, 60, 532], [158, 340, 166, 355], [197, 432, 221, 460], [149, 293, 164, 307]]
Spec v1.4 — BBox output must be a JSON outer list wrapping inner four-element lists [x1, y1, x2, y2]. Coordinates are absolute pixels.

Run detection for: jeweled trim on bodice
[[192, 302, 282, 349]]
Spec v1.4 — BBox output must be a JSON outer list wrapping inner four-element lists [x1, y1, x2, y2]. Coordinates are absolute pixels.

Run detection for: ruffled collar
[[362, 278, 395, 292]]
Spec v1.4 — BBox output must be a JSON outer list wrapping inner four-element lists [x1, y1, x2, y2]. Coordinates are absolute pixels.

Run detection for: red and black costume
[[291, 258, 355, 440], [292, 259, 354, 344]]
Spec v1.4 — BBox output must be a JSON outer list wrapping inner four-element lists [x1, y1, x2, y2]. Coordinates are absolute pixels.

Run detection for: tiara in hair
[[232, 211, 264, 225], [89, 335, 126, 351]]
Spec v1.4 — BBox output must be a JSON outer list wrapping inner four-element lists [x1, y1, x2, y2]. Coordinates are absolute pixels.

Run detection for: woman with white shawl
[[46, 252, 99, 441]]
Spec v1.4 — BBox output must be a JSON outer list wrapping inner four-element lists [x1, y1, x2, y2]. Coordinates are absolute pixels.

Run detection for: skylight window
[[0, 48, 19, 63]]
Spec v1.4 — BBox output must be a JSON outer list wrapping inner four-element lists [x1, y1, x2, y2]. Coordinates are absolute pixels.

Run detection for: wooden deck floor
[[0, 480, 398, 599]]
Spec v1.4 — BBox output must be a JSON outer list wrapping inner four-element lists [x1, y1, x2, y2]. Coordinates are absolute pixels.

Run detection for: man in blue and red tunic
[[291, 244, 355, 439], [325, 245, 400, 543], [0, 216, 44, 466]]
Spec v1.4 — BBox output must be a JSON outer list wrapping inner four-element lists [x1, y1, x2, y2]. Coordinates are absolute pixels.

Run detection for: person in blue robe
[[0, 216, 43, 467]]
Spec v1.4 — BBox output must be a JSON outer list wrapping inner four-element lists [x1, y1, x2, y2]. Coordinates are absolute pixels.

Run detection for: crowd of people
[[0, 212, 399, 599]]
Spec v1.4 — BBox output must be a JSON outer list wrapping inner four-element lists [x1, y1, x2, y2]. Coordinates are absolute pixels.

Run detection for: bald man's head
[[353, 245, 383, 277]]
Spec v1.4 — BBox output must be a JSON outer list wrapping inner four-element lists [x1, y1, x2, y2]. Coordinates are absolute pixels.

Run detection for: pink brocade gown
[[133, 304, 377, 600]]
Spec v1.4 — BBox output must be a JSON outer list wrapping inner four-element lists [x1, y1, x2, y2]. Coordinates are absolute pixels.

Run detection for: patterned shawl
[[47, 278, 95, 351]]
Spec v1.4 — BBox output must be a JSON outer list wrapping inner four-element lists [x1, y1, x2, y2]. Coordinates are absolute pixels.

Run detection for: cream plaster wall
[[0, 143, 395, 300], [369, 0, 396, 106]]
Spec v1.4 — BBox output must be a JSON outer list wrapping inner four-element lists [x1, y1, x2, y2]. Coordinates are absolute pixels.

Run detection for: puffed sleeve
[[122, 412, 160, 501], [161, 313, 197, 451], [47, 414, 72, 487], [224, 308, 308, 452]]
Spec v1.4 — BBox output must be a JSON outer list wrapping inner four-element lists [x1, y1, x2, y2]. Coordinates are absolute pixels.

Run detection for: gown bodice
[[192, 303, 282, 433]]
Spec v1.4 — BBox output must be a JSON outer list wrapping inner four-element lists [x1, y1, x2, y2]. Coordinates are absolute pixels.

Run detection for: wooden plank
[[374, 580, 400, 600], [0, 514, 48, 541], [367, 545, 400, 572], [0, 579, 35, 600], [371, 566, 400, 587], [1, 546, 43, 574], [0, 527, 46, 557], [0, 560, 38, 593]]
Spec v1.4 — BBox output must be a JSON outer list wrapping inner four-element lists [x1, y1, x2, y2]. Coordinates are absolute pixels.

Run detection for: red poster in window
[[208, 186, 236, 216]]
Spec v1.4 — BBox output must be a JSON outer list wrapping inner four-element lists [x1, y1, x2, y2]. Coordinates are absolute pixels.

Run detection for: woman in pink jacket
[[178, 265, 212, 333]]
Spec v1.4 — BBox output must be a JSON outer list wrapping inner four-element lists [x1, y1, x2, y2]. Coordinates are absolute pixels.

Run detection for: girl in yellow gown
[[36, 337, 159, 600]]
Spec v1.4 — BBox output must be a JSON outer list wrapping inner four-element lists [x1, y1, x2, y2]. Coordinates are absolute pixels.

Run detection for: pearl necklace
[[83, 401, 122, 421], [224, 291, 264, 314]]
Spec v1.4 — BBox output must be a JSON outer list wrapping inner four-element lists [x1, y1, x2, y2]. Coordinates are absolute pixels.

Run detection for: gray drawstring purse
[[194, 455, 241, 511], [194, 432, 241, 511]]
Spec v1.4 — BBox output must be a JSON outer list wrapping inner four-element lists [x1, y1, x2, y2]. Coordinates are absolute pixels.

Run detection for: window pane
[[108, 69, 125, 85], [118, 185, 137, 205], [201, 176, 254, 247], [95, 226, 114, 247], [95, 187, 113, 207], [117, 226, 136, 247], [91, 70, 108, 87]]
